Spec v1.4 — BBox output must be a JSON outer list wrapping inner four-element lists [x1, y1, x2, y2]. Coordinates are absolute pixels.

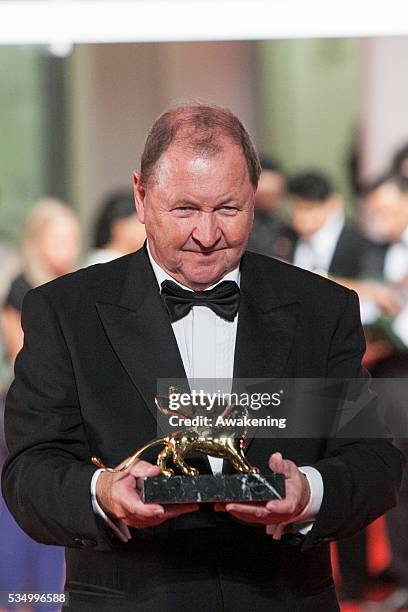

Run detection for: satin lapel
[[96, 249, 187, 428], [233, 254, 299, 380], [233, 295, 299, 381], [233, 254, 299, 453]]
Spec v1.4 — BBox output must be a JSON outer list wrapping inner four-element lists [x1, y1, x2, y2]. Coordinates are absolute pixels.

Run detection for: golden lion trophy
[[92, 387, 285, 504]]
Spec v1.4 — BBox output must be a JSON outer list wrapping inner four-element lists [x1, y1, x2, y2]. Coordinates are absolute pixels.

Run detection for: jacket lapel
[[234, 253, 299, 381], [96, 248, 187, 429], [233, 253, 300, 455], [95, 249, 299, 470]]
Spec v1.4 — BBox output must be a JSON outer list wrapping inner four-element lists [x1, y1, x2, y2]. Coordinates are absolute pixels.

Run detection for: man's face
[[362, 183, 408, 243], [290, 196, 336, 238], [133, 139, 255, 290]]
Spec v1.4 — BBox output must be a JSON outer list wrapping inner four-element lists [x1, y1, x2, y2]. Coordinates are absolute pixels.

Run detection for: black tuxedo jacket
[[1, 248, 403, 612], [271, 224, 372, 279], [359, 241, 390, 279]]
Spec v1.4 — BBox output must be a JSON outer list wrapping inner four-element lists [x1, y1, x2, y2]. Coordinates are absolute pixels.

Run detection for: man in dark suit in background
[[1, 105, 403, 612], [359, 173, 408, 612], [271, 171, 370, 278]]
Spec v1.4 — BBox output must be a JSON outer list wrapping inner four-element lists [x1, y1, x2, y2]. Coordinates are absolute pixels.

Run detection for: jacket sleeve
[[1, 288, 115, 551], [301, 289, 404, 550]]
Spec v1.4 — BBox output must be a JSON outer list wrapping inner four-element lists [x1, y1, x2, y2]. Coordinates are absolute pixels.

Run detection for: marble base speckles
[[140, 473, 285, 504]]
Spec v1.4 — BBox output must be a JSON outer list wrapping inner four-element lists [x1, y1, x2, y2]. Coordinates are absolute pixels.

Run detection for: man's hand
[[96, 459, 198, 529], [214, 452, 310, 525]]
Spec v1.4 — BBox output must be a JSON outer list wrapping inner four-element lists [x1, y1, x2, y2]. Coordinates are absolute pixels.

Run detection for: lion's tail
[[91, 435, 169, 472]]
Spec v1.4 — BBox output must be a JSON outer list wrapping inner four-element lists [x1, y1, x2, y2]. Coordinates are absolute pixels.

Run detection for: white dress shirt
[[91, 242, 323, 541], [293, 210, 345, 274]]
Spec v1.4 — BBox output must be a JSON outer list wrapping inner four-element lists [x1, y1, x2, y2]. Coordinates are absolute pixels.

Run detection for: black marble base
[[140, 473, 285, 504]]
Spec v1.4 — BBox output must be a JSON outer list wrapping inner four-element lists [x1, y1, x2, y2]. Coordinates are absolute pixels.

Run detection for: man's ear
[[133, 171, 146, 224]]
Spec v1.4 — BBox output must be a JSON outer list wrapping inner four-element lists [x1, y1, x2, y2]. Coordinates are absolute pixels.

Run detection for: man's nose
[[192, 213, 221, 247]]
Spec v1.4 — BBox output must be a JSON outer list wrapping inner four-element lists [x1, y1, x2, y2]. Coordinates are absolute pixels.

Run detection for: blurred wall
[[67, 41, 257, 247], [0, 47, 47, 241], [4, 36, 408, 252], [256, 38, 358, 206], [360, 37, 408, 183]]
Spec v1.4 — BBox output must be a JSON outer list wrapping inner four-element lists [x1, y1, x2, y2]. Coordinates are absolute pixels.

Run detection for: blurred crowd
[[249, 143, 408, 612], [0, 192, 146, 612], [0, 142, 408, 611]]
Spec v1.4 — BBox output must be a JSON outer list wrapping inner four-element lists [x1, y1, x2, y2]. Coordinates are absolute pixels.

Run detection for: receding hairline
[[150, 133, 250, 181], [140, 103, 261, 188]]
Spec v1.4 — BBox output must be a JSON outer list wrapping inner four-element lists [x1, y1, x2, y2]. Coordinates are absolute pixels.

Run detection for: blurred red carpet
[[333, 516, 407, 611]]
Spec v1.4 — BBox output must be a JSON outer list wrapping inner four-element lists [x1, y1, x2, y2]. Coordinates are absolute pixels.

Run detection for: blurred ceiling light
[[0, 0, 408, 44], [48, 41, 74, 57]]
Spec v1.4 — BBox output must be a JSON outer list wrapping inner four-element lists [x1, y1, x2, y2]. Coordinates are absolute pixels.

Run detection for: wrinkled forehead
[[150, 138, 247, 186]]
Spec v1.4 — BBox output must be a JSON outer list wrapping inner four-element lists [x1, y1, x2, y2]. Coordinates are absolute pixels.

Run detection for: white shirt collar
[[146, 240, 241, 291]]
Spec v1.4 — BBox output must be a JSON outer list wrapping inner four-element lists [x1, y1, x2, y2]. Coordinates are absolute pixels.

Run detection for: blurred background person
[[2, 198, 80, 362], [85, 190, 146, 266], [247, 156, 286, 256], [359, 173, 408, 350], [272, 170, 370, 277], [0, 198, 81, 610], [360, 174, 408, 612], [270, 170, 401, 328], [268, 170, 373, 603], [262, 169, 404, 605]]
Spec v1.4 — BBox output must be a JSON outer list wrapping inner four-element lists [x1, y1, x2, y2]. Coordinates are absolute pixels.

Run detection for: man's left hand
[[214, 452, 310, 525]]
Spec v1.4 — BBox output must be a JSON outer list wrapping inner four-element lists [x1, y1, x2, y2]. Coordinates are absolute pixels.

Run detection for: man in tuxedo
[[1, 105, 403, 612]]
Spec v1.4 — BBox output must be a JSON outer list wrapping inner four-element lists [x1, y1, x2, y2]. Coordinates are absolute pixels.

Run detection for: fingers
[[122, 495, 165, 520], [107, 473, 164, 520], [99, 457, 200, 529], [215, 501, 292, 525], [268, 452, 297, 478], [161, 503, 199, 520], [123, 503, 199, 529], [223, 509, 270, 524], [215, 498, 302, 525], [223, 503, 270, 519], [266, 473, 309, 515], [126, 460, 161, 478], [265, 495, 302, 515], [214, 452, 308, 525]]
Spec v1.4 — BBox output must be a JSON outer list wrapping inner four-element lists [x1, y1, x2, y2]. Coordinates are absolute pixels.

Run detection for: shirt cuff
[[90, 468, 132, 543], [266, 465, 324, 539]]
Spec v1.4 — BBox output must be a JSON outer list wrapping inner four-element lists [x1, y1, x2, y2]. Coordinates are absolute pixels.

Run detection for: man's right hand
[[96, 459, 198, 529]]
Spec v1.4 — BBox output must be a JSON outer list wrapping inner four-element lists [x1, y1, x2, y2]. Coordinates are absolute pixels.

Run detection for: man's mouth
[[184, 247, 226, 256], [192, 251, 218, 256]]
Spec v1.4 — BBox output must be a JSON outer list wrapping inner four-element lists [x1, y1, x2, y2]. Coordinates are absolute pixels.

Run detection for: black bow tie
[[160, 279, 240, 323]]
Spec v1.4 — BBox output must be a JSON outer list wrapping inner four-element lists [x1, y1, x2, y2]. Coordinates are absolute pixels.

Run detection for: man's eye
[[220, 206, 238, 213]]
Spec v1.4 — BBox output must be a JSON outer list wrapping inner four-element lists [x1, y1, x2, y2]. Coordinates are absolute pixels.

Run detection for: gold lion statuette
[[92, 390, 259, 477]]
